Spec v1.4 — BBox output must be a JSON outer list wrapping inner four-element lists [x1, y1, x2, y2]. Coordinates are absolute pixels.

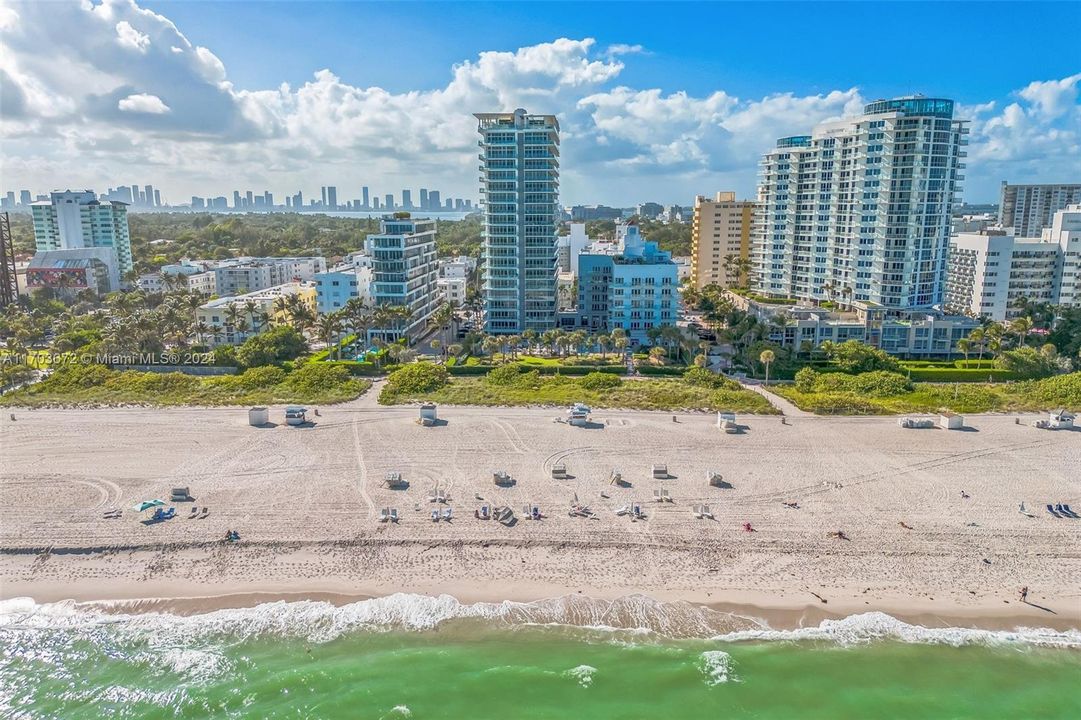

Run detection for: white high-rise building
[[998, 182, 1081, 238], [946, 204, 1081, 320], [753, 97, 968, 310], [30, 190, 133, 274], [475, 108, 560, 334]]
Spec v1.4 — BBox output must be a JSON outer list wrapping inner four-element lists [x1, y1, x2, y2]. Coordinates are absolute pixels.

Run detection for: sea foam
[[2, 596, 1078, 649], [711, 611, 1081, 649]]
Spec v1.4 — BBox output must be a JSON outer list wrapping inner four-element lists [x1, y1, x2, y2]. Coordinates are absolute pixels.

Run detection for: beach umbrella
[[133, 500, 165, 512]]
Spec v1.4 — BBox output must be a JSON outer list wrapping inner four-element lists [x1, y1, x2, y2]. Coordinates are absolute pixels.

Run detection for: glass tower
[[475, 108, 560, 334]]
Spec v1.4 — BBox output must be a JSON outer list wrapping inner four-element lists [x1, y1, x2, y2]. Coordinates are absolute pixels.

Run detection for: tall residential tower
[[475, 108, 560, 334], [753, 97, 968, 310], [30, 190, 133, 274], [999, 182, 1081, 238]]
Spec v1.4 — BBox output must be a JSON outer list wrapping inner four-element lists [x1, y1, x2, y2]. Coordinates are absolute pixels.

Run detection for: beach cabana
[[551, 463, 567, 479], [652, 464, 668, 479], [284, 406, 307, 426], [494, 470, 513, 487]]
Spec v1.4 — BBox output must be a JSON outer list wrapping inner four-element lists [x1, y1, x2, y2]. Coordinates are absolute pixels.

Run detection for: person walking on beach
[[1020, 586, 1029, 603]]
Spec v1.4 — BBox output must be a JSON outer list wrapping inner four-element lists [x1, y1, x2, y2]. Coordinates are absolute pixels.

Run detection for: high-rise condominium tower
[[753, 97, 968, 310], [31, 190, 133, 273], [475, 108, 560, 333], [690, 192, 756, 289], [999, 182, 1081, 238]]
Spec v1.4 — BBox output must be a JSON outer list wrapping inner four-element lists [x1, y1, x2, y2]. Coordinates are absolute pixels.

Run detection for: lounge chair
[[442, 508, 452, 521], [431, 509, 439, 522], [632, 504, 644, 519], [390, 508, 399, 523], [379, 508, 389, 522], [162, 508, 175, 520], [199, 507, 210, 519], [531, 506, 541, 521], [1046, 504, 1061, 518], [653, 489, 662, 502], [615, 505, 630, 516], [1062, 504, 1079, 518], [188, 506, 199, 519]]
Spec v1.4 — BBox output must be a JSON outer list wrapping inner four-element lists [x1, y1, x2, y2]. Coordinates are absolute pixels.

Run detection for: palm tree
[[431, 302, 455, 348], [648, 346, 666, 365], [968, 327, 985, 365], [613, 335, 629, 357], [597, 333, 611, 360], [522, 328, 537, 356], [760, 349, 776, 385], [482, 335, 501, 361], [447, 343, 463, 360], [314, 313, 344, 359], [1009, 316, 1033, 349], [956, 338, 972, 368]]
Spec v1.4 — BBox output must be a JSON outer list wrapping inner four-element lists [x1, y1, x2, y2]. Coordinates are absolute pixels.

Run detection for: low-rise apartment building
[[196, 282, 317, 346]]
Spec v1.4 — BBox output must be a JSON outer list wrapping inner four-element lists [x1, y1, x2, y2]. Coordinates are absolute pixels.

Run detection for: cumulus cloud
[[118, 92, 170, 114], [0, 0, 1077, 204], [114, 20, 149, 52]]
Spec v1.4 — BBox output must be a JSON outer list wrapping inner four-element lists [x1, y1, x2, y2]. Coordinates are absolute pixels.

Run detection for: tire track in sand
[[352, 415, 376, 519]]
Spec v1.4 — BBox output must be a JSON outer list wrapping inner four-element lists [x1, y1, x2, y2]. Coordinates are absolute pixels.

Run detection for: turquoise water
[[2, 595, 1080, 719]]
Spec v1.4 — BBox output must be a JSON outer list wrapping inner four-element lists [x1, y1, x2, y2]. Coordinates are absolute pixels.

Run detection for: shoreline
[[5, 577, 1078, 634]]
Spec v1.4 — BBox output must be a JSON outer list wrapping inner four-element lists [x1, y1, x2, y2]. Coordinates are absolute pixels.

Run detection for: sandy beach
[[2, 384, 1079, 630]]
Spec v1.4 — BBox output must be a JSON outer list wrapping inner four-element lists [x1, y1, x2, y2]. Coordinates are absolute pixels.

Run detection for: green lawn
[[0, 363, 372, 408], [771, 373, 1081, 415], [380, 375, 778, 413]]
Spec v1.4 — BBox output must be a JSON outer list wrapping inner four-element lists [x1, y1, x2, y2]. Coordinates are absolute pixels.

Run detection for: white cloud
[[115, 20, 149, 52], [117, 92, 169, 114], [0, 0, 1077, 205]]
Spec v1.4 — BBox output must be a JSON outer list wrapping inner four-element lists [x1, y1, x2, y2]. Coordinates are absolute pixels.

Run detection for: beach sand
[[2, 385, 1078, 630]]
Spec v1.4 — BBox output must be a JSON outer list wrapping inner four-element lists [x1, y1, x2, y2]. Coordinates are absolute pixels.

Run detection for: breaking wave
[[1, 596, 1078, 649]]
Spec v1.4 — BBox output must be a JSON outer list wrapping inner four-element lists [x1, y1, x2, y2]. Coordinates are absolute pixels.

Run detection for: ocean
[[2, 594, 1079, 719]]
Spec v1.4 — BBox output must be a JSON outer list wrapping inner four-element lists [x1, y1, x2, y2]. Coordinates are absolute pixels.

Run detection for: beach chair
[[431, 509, 440, 522], [390, 508, 399, 523], [442, 508, 452, 522], [162, 508, 176, 520], [379, 508, 389, 523], [199, 507, 210, 519], [479, 504, 490, 520], [660, 488, 671, 502], [1062, 504, 1079, 518], [653, 489, 663, 502], [531, 506, 541, 521], [615, 505, 630, 516], [188, 506, 199, 519], [1046, 504, 1061, 518]]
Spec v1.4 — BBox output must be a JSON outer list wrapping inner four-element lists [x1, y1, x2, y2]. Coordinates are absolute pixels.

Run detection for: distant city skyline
[[1, 1, 1079, 204]]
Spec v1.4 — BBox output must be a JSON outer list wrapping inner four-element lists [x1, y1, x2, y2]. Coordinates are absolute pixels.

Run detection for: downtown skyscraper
[[753, 96, 968, 310], [475, 108, 560, 333]]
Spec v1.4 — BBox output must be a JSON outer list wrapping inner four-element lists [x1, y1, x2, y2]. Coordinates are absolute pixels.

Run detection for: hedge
[[904, 367, 1020, 383], [635, 365, 687, 376], [448, 363, 627, 376]]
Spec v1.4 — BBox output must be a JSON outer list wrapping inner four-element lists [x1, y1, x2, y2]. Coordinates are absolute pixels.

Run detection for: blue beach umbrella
[[133, 500, 165, 512]]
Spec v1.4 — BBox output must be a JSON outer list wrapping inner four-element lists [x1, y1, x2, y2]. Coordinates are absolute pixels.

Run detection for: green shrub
[[487, 364, 524, 386], [579, 371, 622, 390], [821, 340, 901, 373], [282, 363, 352, 394], [994, 347, 1062, 379], [385, 362, 449, 395], [904, 367, 1020, 383], [794, 366, 817, 392], [682, 366, 735, 389], [236, 326, 308, 368], [237, 365, 287, 389], [38, 364, 112, 391]]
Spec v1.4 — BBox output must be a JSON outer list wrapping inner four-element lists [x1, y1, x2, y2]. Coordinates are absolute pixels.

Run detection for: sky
[[2, 0, 1079, 206]]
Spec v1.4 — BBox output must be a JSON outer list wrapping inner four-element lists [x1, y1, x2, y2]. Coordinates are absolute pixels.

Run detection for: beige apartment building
[[690, 192, 755, 289]]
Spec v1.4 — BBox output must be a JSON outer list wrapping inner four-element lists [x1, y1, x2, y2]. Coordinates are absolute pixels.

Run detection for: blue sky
[[142, 1, 1080, 104], [4, 1, 1080, 204]]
